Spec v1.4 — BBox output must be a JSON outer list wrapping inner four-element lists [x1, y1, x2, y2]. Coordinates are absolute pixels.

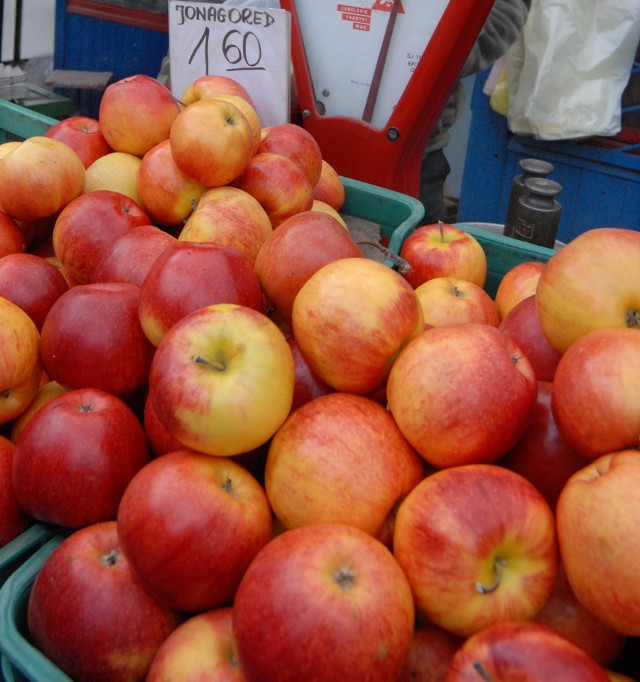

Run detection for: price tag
[[168, 0, 291, 127]]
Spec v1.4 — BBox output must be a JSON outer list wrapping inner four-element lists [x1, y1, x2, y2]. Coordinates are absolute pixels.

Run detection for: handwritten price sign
[[168, 1, 291, 127]]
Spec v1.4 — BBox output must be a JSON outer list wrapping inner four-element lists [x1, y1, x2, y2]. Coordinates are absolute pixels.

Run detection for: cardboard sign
[[168, 1, 291, 127]]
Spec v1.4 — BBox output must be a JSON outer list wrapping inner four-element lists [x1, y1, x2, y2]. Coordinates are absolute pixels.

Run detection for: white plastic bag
[[506, 0, 640, 140]]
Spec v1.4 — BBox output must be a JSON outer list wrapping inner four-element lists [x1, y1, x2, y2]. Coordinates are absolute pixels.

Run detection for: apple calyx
[[473, 661, 497, 682], [356, 240, 411, 274], [101, 548, 121, 568], [333, 565, 356, 592], [626, 308, 640, 328], [1, 389, 10, 399], [475, 556, 507, 595], [193, 354, 226, 372], [221, 476, 233, 494]]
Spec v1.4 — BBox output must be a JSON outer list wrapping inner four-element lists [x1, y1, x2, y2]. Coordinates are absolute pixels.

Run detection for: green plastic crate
[[0, 98, 58, 143], [0, 526, 55, 588]]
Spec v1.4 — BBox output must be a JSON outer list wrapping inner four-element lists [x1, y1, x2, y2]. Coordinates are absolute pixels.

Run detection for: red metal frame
[[281, 0, 495, 197], [66, 0, 168, 32]]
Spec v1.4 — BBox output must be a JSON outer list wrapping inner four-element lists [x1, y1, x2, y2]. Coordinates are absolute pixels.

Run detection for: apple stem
[[476, 556, 507, 595], [356, 240, 411, 274], [473, 661, 496, 682], [439, 220, 444, 241], [626, 309, 640, 328], [193, 354, 226, 372]]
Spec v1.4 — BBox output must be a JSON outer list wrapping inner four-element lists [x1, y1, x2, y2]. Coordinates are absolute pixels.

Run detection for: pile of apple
[[1, 71, 640, 682]]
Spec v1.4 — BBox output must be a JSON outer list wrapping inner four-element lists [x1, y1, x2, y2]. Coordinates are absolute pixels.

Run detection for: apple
[[213, 93, 262, 154], [0, 210, 26, 257], [414, 276, 500, 327], [310, 198, 348, 228], [551, 327, 640, 459], [148, 303, 294, 456], [178, 185, 273, 267], [10, 380, 67, 443], [83, 151, 144, 207], [45, 115, 113, 169], [0, 295, 43, 425], [146, 607, 245, 682], [556, 450, 640, 636], [535, 562, 628, 667], [0, 435, 30, 546], [52, 189, 151, 285], [138, 241, 264, 347], [0, 136, 85, 223], [265, 392, 426, 540], [169, 98, 254, 188], [136, 139, 208, 229], [399, 620, 463, 682], [399, 222, 488, 289], [91, 224, 177, 288], [394, 464, 558, 639], [291, 257, 424, 395], [99, 74, 181, 157], [444, 621, 610, 681], [498, 381, 589, 511], [231, 151, 314, 227], [27, 521, 179, 682], [499, 294, 562, 382], [180, 74, 256, 108], [142, 389, 186, 457], [12, 387, 149, 528], [312, 158, 346, 211], [258, 122, 323, 186], [117, 449, 273, 612], [386, 323, 538, 468], [494, 260, 545, 319], [232, 523, 416, 682], [40, 282, 156, 397], [254, 209, 363, 321], [535, 227, 640, 353], [0, 253, 69, 331], [45, 254, 79, 289], [286, 335, 334, 412]]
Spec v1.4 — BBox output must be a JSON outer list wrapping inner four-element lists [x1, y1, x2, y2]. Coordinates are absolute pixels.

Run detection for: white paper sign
[[168, 1, 291, 127]]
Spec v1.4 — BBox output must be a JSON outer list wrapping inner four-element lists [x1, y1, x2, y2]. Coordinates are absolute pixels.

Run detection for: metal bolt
[[387, 127, 400, 141]]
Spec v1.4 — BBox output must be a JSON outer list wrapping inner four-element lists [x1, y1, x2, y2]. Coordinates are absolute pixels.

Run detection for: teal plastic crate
[[0, 98, 58, 143], [0, 526, 55, 588]]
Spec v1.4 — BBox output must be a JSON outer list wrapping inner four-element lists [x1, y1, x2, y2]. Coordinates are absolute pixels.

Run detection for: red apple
[[148, 303, 294, 456], [265, 392, 426, 541], [45, 115, 113, 169], [10, 380, 67, 444], [444, 621, 610, 681], [399, 222, 488, 289], [12, 387, 149, 528], [498, 381, 589, 511], [142, 389, 186, 457], [0, 210, 26, 257], [495, 260, 545, 320], [232, 523, 416, 682], [0, 295, 43, 425], [0, 252, 69, 331], [40, 282, 155, 396], [52, 189, 151, 284], [387, 324, 538, 468], [311, 198, 348, 227], [536, 227, 640, 353], [146, 607, 245, 682], [136, 139, 208, 228], [90, 224, 176, 288], [399, 620, 463, 682], [258, 122, 323, 186], [551, 327, 640, 459], [254, 209, 363, 321], [0, 435, 30, 546], [313, 158, 346, 211], [286, 335, 334, 412], [99, 74, 181, 157], [415, 276, 500, 327], [213, 94, 262, 155], [499, 294, 562, 382], [181, 74, 256, 108], [178, 185, 273, 267], [231, 151, 314, 227], [27, 521, 179, 682], [138, 241, 264, 347], [535, 562, 628, 667], [83, 151, 144, 206], [291, 257, 424, 395], [0, 136, 85, 223], [169, 98, 254, 187], [117, 450, 273, 612], [556, 450, 640, 636], [393, 464, 558, 638]]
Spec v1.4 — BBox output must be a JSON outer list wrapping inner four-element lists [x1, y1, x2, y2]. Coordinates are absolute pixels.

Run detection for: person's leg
[[419, 148, 451, 225]]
